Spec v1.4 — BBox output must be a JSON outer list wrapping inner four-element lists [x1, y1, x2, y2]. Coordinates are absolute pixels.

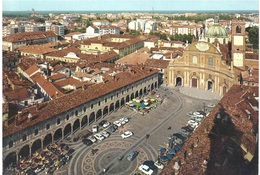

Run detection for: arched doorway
[[139, 89, 143, 96], [96, 109, 102, 121], [130, 93, 134, 100], [176, 77, 182, 86], [64, 124, 72, 138], [126, 95, 130, 102], [121, 98, 125, 107], [109, 103, 114, 113], [155, 82, 158, 89], [4, 152, 16, 169], [191, 78, 198, 88], [144, 87, 147, 94], [135, 91, 138, 98], [207, 81, 213, 90], [73, 119, 80, 132], [89, 112, 95, 124], [103, 106, 108, 118], [81, 115, 88, 128], [151, 84, 154, 91], [31, 139, 42, 154], [19, 145, 30, 158], [115, 100, 120, 110], [54, 128, 62, 141], [43, 133, 52, 148]]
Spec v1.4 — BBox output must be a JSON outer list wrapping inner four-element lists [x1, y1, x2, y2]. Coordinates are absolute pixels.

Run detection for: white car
[[154, 161, 164, 169], [113, 120, 122, 127], [88, 136, 97, 143], [193, 112, 204, 118], [101, 131, 110, 138], [102, 121, 110, 128], [92, 125, 98, 133], [121, 131, 133, 139], [120, 117, 129, 123], [138, 164, 153, 175], [94, 133, 105, 141]]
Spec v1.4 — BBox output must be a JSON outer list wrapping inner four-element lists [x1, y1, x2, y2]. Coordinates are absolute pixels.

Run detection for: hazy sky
[[3, 0, 259, 11]]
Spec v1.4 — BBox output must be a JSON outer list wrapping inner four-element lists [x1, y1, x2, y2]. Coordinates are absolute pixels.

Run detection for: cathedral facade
[[165, 20, 245, 96]]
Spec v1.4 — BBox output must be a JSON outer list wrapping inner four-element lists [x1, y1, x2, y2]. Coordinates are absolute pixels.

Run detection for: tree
[[247, 26, 259, 49]]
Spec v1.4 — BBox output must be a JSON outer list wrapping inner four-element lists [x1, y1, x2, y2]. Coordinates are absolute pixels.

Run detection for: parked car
[[181, 125, 194, 133], [92, 125, 98, 133], [127, 150, 138, 161], [193, 112, 204, 118], [178, 128, 190, 137], [113, 120, 122, 127], [102, 121, 110, 128], [121, 131, 133, 139], [88, 136, 97, 143], [99, 120, 110, 127], [172, 133, 187, 141], [94, 133, 105, 141], [101, 131, 110, 138], [82, 131, 93, 139], [154, 161, 164, 169], [138, 164, 154, 175], [120, 117, 129, 123], [108, 125, 117, 132], [82, 139, 93, 146]]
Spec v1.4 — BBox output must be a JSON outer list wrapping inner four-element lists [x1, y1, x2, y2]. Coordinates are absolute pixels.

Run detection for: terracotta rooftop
[[24, 64, 40, 76], [4, 88, 30, 101], [3, 66, 159, 137], [3, 31, 57, 43], [161, 85, 258, 175], [144, 59, 170, 69], [115, 52, 151, 65], [31, 73, 64, 99], [65, 32, 82, 37], [48, 73, 67, 82], [53, 77, 94, 90]]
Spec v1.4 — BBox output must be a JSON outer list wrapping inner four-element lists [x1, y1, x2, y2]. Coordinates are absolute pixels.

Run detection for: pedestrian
[[146, 134, 150, 139], [168, 126, 171, 130]]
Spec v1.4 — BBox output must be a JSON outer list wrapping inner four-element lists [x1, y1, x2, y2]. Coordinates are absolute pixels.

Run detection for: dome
[[206, 24, 228, 38]]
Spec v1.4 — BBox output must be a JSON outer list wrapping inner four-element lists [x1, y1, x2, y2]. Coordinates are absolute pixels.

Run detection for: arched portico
[[109, 103, 114, 113], [176, 77, 182, 86], [103, 106, 108, 118], [96, 109, 102, 121], [43, 133, 52, 148], [54, 128, 62, 141], [19, 145, 30, 158], [89, 112, 95, 124], [73, 119, 80, 132], [115, 100, 120, 110], [81, 115, 88, 128], [64, 123, 72, 138], [31, 139, 42, 154]]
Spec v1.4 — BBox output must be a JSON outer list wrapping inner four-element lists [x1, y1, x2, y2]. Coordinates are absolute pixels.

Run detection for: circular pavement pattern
[[81, 138, 157, 175]]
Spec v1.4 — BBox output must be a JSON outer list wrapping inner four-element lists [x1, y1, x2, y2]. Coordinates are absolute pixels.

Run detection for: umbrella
[[136, 102, 141, 106], [140, 103, 146, 109], [150, 98, 155, 102], [144, 102, 149, 106], [132, 101, 137, 105], [132, 98, 136, 101], [168, 148, 175, 154], [136, 99, 140, 103], [159, 148, 166, 153], [166, 153, 174, 159]]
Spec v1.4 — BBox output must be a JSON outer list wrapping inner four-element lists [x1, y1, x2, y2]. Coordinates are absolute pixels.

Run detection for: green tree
[[247, 26, 259, 49]]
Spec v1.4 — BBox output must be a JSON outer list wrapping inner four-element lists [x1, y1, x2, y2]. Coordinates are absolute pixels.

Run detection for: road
[[55, 86, 219, 175]]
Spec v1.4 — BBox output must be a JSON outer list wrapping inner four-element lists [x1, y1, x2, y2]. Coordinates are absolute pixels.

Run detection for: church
[[165, 19, 246, 96]]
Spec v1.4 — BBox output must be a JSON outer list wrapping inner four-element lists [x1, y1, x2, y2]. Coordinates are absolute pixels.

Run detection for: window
[[91, 104, 93, 109], [22, 134, 27, 141], [66, 115, 69, 120], [236, 26, 241, 33], [75, 110, 78, 116], [111, 96, 113, 100], [117, 93, 119, 98], [105, 98, 107, 103], [9, 141, 13, 148], [46, 124, 50, 130], [208, 57, 213, 66], [84, 107, 86, 112], [24, 101, 28, 106], [192, 56, 197, 64], [57, 118, 61, 125], [34, 129, 39, 136]]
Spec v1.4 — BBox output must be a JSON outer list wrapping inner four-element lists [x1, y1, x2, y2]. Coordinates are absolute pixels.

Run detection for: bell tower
[[231, 20, 246, 68]]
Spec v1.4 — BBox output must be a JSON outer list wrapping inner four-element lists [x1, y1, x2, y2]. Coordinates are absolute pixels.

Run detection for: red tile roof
[[3, 31, 57, 43], [161, 85, 258, 175], [24, 64, 40, 76], [3, 66, 159, 137], [4, 88, 30, 101]]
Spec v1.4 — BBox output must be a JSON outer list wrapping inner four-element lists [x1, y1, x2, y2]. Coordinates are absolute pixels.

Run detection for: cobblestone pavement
[[37, 86, 220, 175]]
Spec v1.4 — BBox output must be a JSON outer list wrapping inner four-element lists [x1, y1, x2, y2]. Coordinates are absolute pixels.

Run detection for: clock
[[234, 36, 244, 46]]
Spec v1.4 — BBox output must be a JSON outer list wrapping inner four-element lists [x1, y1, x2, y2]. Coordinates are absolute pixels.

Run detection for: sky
[[2, 0, 260, 11]]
